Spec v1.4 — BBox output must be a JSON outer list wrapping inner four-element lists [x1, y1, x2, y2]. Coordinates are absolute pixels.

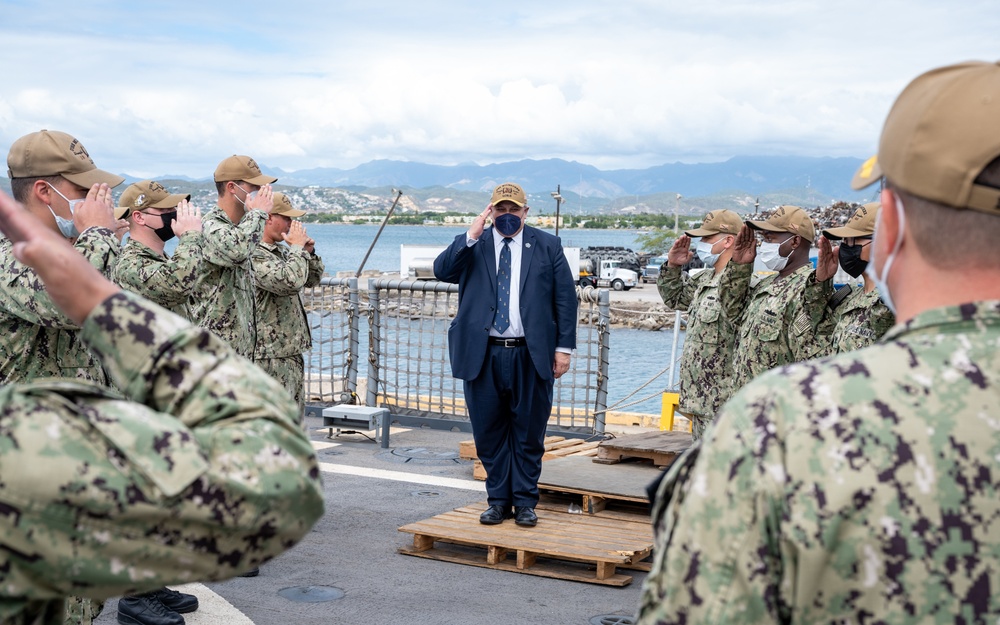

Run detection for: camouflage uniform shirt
[[111, 232, 205, 319], [657, 264, 737, 430], [722, 262, 827, 394], [0, 292, 325, 625], [638, 300, 1000, 624], [804, 275, 896, 354], [251, 242, 325, 360], [188, 207, 267, 358], [0, 228, 118, 384]]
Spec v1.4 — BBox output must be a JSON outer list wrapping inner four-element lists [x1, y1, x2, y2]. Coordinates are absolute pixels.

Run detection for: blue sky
[[2, 0, 998, 179]]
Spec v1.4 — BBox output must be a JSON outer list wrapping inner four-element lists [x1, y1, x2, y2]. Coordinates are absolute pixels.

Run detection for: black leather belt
[[488, 336, 526, 347]]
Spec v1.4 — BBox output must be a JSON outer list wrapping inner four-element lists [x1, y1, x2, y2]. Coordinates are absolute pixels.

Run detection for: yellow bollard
[[660, 392, 680, 431]]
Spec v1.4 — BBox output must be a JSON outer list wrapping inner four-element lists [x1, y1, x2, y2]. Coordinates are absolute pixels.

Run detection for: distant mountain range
[[1, 155, 878, 216], [146, 155, 869, 199], [258, 155, 871, 201]]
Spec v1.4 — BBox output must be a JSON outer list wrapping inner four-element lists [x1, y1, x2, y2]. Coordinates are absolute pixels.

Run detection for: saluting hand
[[172, 200, 203, 236], [666, 235, 693, 268], [74, 183, 116, 233], [731, 224, 758, 265], [815, 235, 839, 282], [468, 204, 493, 241], [284, 220, 310, 247], [248, 184, 274, 214]]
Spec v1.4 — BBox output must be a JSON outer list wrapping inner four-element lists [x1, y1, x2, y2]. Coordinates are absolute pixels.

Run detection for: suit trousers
[[464, 343, 554, 508]]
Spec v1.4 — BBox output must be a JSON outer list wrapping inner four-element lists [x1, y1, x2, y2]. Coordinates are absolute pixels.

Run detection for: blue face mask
[[45, 183, 83, 238], [494, 212, 522, 237], [865, 196, 905, 315], [695, 239, 720, 267]]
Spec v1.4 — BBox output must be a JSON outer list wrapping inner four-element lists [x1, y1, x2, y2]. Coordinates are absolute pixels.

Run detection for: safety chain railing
[[301, 277, 359, 413], [303, 277, 612, 435]]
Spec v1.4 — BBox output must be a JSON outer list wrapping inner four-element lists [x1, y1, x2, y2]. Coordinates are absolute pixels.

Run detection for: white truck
[[579, 258, 639, 291]]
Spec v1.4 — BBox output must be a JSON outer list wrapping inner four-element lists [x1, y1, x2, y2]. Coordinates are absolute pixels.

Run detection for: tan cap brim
[[822, 226, 872, 240], [684, 227, 718, 237], [746, 220, 786, 233], [275, 208, 307, 218], [62, 168, 126, 189], [851, 155, 882, 190], [113, 205, 131, 220], [245, 172, 278, 185], [147, 192, 191, 209]]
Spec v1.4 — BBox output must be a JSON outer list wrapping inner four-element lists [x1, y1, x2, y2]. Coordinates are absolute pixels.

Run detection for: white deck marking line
[[318, 462, 486, 492], [172, 582, 256, 625], [310, 440, 342, 450]]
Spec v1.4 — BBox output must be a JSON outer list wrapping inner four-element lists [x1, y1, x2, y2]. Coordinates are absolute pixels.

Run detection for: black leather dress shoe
[[239, 566, 260, 577], [479, 505, 511, 525], [514, 506, 538, 527], [117, 594, 184, 625], [146, 587, 198, 614]]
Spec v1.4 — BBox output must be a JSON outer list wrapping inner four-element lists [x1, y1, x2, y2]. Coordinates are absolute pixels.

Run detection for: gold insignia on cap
[[134, 194, 146, 208], [859, 155, 877, 179]]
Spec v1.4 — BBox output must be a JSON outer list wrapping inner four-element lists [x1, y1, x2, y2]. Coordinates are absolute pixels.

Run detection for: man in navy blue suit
[[434, 182, 578, 527]]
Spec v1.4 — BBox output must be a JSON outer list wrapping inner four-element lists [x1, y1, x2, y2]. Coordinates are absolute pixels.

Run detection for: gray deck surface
[[93, 414, 649, 625]]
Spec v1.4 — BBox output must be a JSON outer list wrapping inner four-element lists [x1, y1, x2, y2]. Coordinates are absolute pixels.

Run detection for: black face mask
[[838, 242, 869, 278], [148, 210, 177, 242]]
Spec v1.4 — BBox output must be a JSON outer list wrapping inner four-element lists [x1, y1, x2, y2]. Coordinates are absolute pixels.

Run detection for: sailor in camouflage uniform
[[720, 206, 827, 394], [639, 60, 1000, 624], [112, 180, 204, 318], [0, 188, 325, 625], [1, 130, 124, 384], [110, 185, 209, 625], [804, 202, 895, 354], [657, 210, 742, 438], [251, 193, 325, 422], [189, 155, 276, 358]]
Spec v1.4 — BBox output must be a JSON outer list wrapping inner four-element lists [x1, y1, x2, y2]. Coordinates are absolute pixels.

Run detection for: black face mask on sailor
[[146, 210, 178, 242], [838, 240, 870, 278]]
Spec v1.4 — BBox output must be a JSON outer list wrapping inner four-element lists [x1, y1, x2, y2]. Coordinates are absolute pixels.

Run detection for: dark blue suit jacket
[[433, 225, 578, 381]]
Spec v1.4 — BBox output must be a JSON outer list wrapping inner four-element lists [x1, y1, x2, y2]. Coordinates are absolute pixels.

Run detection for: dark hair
[[9, 175, 62, 203]]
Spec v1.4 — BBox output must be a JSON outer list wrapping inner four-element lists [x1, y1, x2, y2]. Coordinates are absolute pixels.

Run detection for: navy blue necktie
[[493, 237, 513, 333]]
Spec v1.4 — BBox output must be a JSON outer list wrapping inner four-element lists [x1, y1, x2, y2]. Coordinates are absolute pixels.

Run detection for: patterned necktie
[[493, 237, 513, 333]]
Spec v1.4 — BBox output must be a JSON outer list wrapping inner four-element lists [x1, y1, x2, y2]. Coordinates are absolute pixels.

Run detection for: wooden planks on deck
[[461, 436, 601, 481], [538, 456, 657, 513], [398, 502, 652, 586], [595, 430, 693, 468]]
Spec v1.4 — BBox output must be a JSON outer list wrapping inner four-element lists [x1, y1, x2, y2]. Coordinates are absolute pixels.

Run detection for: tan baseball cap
[[271, 192, 306, 218], [747, 205, 816, 242], [7, 130, 124, 189], [213, 155, 278, 185], [851, 60, 1000, 216], [115, 180, 191, 220], [490, 182, 527, 207], [685, 209, 743, 237], [823, 202, 880, 240]]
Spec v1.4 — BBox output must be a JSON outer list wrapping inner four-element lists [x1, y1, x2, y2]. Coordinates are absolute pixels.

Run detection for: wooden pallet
[[538, 456, 659, 514], [398, 502, 653, 586], [595, 431, 693, 468], [463, 437, 601, 481]]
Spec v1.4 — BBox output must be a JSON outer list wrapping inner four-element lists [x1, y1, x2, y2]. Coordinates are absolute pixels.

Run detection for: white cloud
[[1, 0, 997, 178]]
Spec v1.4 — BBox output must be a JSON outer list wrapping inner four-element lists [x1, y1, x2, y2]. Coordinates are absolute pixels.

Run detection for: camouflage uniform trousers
[[63, 597, 101, 625], [257, 354, 306, 426]]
